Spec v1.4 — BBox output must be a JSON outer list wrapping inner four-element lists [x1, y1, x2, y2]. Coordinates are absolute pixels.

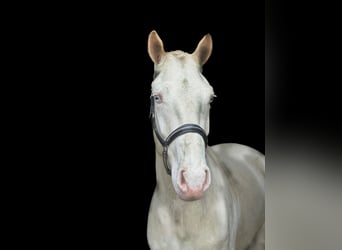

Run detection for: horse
[[146, 30, 265, 250]]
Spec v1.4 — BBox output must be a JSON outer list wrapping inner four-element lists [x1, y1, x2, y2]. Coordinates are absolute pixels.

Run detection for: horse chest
[[148, 197, 230, 250]]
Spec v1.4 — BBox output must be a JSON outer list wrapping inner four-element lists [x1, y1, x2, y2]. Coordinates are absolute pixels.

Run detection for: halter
[[150, 96, 208, 175]]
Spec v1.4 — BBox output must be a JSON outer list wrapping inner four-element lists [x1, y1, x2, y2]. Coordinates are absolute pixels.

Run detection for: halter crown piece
[[149, 96, 208, 175]]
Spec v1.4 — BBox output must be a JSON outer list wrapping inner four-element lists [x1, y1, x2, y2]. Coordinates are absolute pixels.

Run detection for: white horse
[[146, 30, 265, 250]]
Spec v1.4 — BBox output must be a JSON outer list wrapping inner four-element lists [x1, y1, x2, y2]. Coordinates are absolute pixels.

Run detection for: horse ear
[[148, 30, 166, 64], [192, 34, 213, 66]]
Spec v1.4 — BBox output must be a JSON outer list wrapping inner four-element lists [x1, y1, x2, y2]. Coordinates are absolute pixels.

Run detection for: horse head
[[148, 30, 215, 201]]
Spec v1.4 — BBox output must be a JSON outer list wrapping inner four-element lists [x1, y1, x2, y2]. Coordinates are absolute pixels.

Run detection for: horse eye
[[210, 94, 217, 103], [154, 94, 162, 103]]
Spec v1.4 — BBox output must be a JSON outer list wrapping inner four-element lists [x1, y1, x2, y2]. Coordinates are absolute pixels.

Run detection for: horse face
[[148, 31, 215, 200]]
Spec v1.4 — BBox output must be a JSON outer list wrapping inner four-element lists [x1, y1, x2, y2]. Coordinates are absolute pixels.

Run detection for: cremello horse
[[147, 30, 264, 250]]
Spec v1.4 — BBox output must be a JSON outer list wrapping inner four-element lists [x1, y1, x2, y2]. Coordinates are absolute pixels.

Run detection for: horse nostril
[[179, 170, 188, 192], [202, 169, 210, 191]]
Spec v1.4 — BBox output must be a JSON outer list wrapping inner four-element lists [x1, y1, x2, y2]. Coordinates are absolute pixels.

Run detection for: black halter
[[149, 96, 208, 175]]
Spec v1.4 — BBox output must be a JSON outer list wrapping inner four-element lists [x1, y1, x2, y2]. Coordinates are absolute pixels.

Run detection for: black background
[[17, 1, 342, 248], [29, 2, 264, 249]]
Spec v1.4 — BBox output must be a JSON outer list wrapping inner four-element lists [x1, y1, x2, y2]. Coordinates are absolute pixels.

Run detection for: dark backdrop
[[37, 3, 264, 249]]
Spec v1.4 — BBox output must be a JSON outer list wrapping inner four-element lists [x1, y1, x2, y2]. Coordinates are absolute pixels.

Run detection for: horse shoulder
[[208, 143, 265, 249], [208, 142, 264, 201]]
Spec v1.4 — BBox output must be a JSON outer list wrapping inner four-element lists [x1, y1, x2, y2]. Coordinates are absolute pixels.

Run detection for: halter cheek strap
[[150, 96, 208, 175]]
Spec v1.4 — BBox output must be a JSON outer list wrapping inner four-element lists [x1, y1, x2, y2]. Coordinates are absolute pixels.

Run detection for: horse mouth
[[178, 191, 205, 201]]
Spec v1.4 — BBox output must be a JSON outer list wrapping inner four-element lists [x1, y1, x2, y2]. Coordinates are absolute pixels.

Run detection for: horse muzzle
[[176, 166, 211, 201]]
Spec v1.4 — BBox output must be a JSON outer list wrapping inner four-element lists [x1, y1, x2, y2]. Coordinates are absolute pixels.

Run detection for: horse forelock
[[170, 50, 187, 59], [154, 50, 200, 77]]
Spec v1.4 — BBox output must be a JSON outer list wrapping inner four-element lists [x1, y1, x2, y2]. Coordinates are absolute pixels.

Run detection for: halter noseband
[[149, 96, 208, 175]]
